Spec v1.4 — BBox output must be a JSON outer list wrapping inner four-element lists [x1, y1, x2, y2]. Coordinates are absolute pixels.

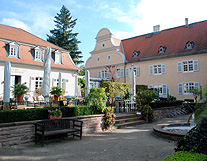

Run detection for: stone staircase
[[114, 113, 145, 129]]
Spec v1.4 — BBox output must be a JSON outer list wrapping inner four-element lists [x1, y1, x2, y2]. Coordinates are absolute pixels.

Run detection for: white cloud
[[2, 18, 31, 32], [133, 0, 207, 36], [113, 30, 133, 40]]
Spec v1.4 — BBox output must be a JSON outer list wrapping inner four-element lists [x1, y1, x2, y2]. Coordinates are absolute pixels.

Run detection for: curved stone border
[[153, 123, 190, 141]]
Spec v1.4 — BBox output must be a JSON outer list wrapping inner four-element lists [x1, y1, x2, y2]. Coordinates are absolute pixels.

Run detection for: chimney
[[185, 18, 188, 27], [153, 25, 160, 33]]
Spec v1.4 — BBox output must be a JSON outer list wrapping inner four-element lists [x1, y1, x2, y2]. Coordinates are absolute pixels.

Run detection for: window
[[55, 53, 61, 64], [116, 68, 124, 78], [97, 56, 100, 62], [158, 46, 167, 54], [177, 60, 199, 73], [185, 41, 194, 49], [126, 67, 140, 77], [31, 46, 43, 61], [5, 42, 21, 58], [35, 77, 43, 89], [148, 84, 167, 95], [178, 82, 199, 94], [98, 70, 109, 79], [149, 64, 166, 75], [102, 43, 105, 47], [108, 55, 111, 60], [132, 50, 140, 57]]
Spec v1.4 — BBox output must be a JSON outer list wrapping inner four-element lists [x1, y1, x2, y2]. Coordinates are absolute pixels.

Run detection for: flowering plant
[[48, 108, 62, 116], [103, 107, 116, 130]]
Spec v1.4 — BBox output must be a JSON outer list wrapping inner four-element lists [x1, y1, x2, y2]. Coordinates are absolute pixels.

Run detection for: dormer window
[[132, 50, 140, 57], [158, 46, 167, 54], [185, 41, 194, 49], [5, 42, 21, 59], [34, 46, 43, 61], [52, 50, 62, 64]]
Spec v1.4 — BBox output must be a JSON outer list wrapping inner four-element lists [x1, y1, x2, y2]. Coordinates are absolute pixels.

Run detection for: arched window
[[185, 41, 194, 49]]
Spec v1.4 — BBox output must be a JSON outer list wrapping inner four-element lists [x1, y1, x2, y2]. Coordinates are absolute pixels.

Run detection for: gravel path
[[0, 115, 190, 161]]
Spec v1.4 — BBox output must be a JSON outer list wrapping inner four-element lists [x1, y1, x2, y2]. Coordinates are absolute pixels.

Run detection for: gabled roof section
[[0, 24, 79, 70], [121, 20, 207, 63]]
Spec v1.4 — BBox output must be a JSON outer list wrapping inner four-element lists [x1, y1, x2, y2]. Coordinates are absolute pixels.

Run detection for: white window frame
[[8, 42, 19, 58], [177, 60, 199, 73], [116, 68, 124, 78], [99, 70, 109, 79], [148, 83, 167, 95], [178, 82, 199, 95], [34, 46, 43, 61], [35, 77, 43, 89], [150, 64, 166, 75], [55, 51, 62, 64]]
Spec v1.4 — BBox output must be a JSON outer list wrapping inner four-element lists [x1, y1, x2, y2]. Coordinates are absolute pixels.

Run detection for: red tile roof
[[0, 24, 79, 70], [120, 20, 207, 63]]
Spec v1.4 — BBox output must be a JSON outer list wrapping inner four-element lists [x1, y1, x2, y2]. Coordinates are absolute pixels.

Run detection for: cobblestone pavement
[[0, 115, 190, 161]]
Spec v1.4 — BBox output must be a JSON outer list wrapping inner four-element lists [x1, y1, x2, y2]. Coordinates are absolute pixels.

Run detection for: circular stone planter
[[153, 123, 192, 141]]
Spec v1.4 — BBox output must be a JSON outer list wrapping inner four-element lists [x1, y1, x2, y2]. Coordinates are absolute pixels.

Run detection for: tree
[[47, 5, 83, 65]]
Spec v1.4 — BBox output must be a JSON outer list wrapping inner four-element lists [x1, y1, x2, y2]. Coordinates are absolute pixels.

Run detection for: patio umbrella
[[58, 72, 62, 88], [3, 61, 11, 105], [129, 64, 136, 101], [42, 47, 51, 103], [85, 70, 90, 97]]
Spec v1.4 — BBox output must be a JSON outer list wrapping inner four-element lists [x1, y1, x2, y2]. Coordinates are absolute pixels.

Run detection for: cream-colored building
[[0, 24, 79, 100], [86, 20, 207, 100]]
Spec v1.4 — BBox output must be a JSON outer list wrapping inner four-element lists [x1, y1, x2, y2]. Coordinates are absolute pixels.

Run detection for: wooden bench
[[34, 119, 83, 147]]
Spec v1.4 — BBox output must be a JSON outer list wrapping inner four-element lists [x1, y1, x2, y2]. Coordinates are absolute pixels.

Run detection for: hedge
[[0, 106, 97, 123], [149, 100, 183, 109], [163, 151, 207, 161]]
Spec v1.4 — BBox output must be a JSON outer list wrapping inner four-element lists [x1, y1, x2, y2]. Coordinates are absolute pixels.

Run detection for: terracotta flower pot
[[17, 95, 24, 102], [54, 95, 60, 101], [48, 115, 62, 119]]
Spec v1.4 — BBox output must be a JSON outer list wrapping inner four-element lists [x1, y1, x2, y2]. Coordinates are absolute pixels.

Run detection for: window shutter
[[98, 71, 101, 78], [60, 53, 63, 64], [177, 62, 182, 72], [41, 51, 44, 62], [178, 83, 183, 94], [17, 46, 21, 59], [107, 70, 110, 78], [116, 69, 119, 78], [149, 65, 153, 75], [136, 67, 140, 76], [194, 60, 199, 71], [30, 77, 35, 91], [195, 82, 199, 89], [62, 79, 66, 90], [5, 43, 9, 57], [162, 64, 166, 73], [126, 68, 129, 77], [163, 84, 167, 94], [31, 48, 35, 60]]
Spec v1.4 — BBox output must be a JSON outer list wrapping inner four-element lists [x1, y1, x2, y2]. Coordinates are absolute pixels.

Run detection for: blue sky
[[0, 0, 207, 66]]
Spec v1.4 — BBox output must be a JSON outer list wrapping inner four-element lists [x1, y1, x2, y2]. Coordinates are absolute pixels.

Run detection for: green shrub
[[100, 81, 130, 99], [0, 106, 96, 123], [149, 100, 183, 109], [195, 103, 207, 124], [86, 88, 107, 113], [139, 104, 153, 122], [175, 118, 207, 155], [136, 85, 148, 91], [163, 151, 207, 161], [136, 89, 157, 107]]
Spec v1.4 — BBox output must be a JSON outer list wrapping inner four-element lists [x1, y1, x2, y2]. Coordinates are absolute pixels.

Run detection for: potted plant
[[12, 83, 29, 102], [50, 86, 64, 101], [48, 108, 62, 119]]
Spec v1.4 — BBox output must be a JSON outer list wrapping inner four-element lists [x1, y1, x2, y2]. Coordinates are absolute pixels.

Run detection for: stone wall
[[153, 105, 183, 120], [0, 114, 104, 147]]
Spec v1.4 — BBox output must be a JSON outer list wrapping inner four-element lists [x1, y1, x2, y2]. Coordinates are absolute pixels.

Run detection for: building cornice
[[85, 63, 125, 70], [90, 46, 119, 54]]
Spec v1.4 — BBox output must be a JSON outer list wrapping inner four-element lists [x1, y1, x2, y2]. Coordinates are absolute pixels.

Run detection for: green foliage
[[136, 85, 148, 91], [78, 78, 85, 88], [195, 103, 207, 125], [136, 89, 157, 107], [100, 81, 130, 99], [0, 106, 97, 123], [50, 86, 64, 96], [139, 104, 153, 122], [175, 118, 207, 155], [78, 65, 85, 76], [47, 5, 83, 65], [103, 107, 116, 130], [86, 88, 107, 113], [202, 84, 207, 102], [163, 151, 207, 161], [149, 100, 183, 109], [12, 83, 29, 97], [48, 108, 62, 116]]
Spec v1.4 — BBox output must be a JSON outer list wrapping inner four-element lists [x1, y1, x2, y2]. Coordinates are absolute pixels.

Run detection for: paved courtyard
[[0, 115, 190, 161]]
